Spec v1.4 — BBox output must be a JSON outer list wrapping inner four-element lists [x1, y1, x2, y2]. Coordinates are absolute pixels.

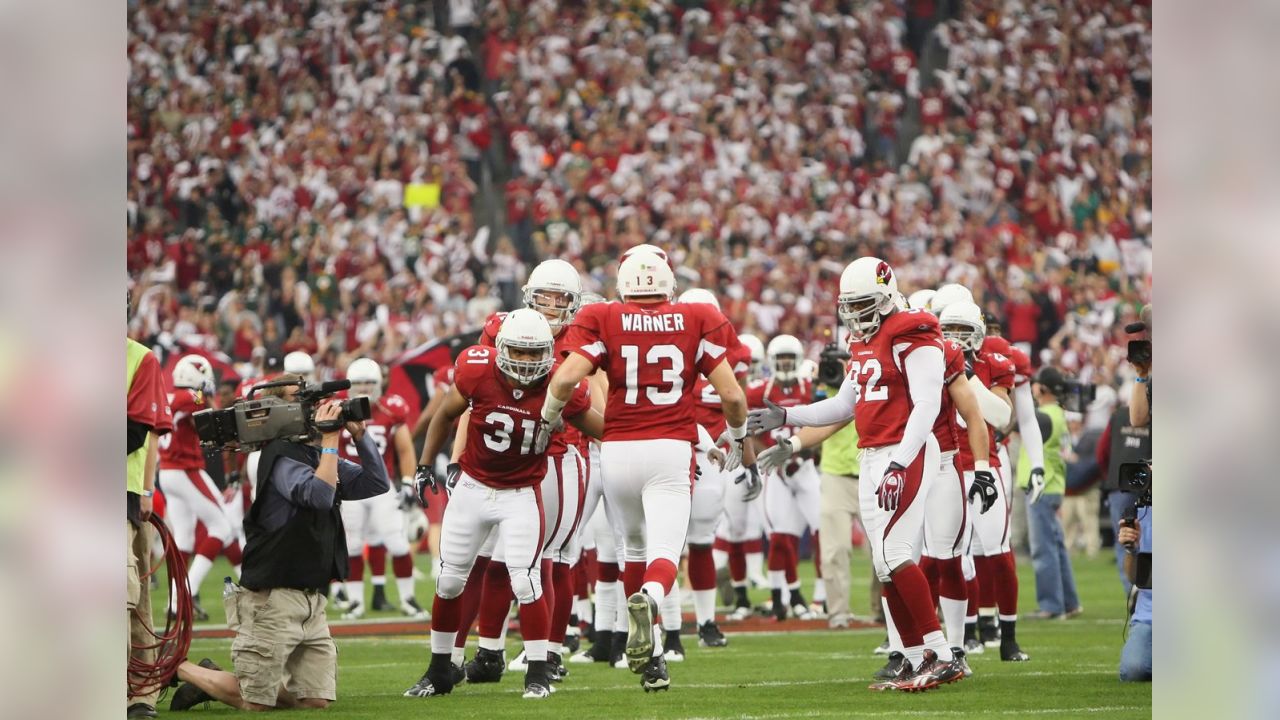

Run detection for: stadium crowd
[[126, 0, 1150, 399]]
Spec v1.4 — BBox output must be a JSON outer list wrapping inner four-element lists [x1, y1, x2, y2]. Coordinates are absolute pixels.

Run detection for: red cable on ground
[[128, 515, 193, 698]]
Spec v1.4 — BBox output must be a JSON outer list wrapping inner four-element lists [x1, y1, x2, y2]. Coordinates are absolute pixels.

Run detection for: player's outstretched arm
[[543, 353, 595, 425], [567, 407, 606, 440], [419, 385, 468, 467], [1012, 382, 1044, 468], [759, 374, 857, 430], [758, 419, 852, 476]]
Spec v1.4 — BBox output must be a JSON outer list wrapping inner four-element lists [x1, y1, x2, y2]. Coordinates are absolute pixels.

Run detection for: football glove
[[757, 437, 797, 476], [445, 462, 462, 491], [1025, 467, 1046, 504], [532, 417, 561, 455], [969, 469, 999, 513], [877, 462, 907, 512], [964, 353, 976, 379], [413, 463, 441, 507], [722, 438, 745, 473], [398, 482, 417, 509], [736, 463, 763, 501], [706, 445, 727, 469], [746, 399, 787, 434]]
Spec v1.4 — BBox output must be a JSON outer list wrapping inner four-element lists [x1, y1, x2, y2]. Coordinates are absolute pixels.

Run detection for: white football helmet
[[739, 334, 766, 378], [172, 354, 215, 393], [938, 300, 986, 351], [837, 257, 899, 340], [522, 259, 582, 333], [495, 308, 555, 385], [622, 243, 669, 265], [907, 289, 936, 311], [767, 334, 805, 383], [616, 251, 675, 300], [677, 288, 720, 310], [929, 283, 974, 316], [283, 351, 316, 383], [346, 357, 383, 400]]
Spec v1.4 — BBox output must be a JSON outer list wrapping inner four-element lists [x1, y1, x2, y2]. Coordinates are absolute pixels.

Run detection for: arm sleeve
[[1013, 382, 1045, 468], [889, 346, 945, 467], [339, 432, 393, 500], [972, 378, 1013, 427], [783, 374, 857, 427], [272, 457, 338, 509]]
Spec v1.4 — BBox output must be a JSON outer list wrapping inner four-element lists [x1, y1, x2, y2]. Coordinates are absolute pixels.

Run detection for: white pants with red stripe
[[969, 462, 1012, 557], [762, 458, 821, 537], [923, 450, 967, 560], [600, 439, 693, 571], [860, 436, 940, 582], [435, 473, 544, 605], [718, 466, 766, 542], [688, 452, 728, 545], [542, 447, 588, 562], [341, 485, 409, 557], [160, 468, 232, 553]]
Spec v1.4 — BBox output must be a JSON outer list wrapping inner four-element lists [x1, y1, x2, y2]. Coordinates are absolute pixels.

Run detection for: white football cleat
[[341, 601, 365, 620], [507, 650, 529, 672]]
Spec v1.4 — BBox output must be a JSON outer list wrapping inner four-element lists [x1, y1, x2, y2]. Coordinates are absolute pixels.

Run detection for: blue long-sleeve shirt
[[256, 433, 390, 532], [1134, 506, 1152, 624]]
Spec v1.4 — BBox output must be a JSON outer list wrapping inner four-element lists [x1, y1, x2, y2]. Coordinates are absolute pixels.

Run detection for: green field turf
[[150, 550, 1152, 718]]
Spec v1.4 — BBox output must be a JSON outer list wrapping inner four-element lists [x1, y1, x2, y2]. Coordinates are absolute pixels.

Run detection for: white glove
[[722, 439, 744, 473], [757, 436, 800, 475], [1026, 467, 1046, 504]]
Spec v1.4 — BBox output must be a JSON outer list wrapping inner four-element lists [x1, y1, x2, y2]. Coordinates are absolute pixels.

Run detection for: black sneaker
[[770, 589, 787, 621], [570, 632, 612, 663], [874, 651, 907, 680], [465, 647, 506, 683], [450, 661, 466, 686], [964, 636, 985, 654], [371, 584, 395, 612], [1000, 639, 1030, 662], [609, 630, 628, 668], [547, 652, 566, 682], [191, 595, 210, 622], [404, 654, 456, 697], [640, 655, 670, 692], [625, 592, 658, 673], [126, 703, 158, 718], [697, 620, 728, 648], [978, 616, 1000, 647], [868, 654, 914, 691], [400, 597, 430, 620], [169, 658, 222, 711], [663, 630, 685, 662], [522, 660, 552, 699], [954, 647, 973, 677], [564, 630, 581, 654]]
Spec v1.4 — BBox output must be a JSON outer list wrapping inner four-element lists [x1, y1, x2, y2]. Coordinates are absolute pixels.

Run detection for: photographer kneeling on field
[[170, 375, 390, 711], [1117, 503, 1152, 682]]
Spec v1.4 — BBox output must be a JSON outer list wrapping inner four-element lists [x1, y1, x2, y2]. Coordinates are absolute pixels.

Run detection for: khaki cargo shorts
[[226, 586, 337, 707]]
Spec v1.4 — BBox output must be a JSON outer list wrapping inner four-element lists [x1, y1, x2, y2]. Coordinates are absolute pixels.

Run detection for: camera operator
[[1127, 305, 1152, 428], [1117, 504, 1152, 682], [1096, 401, 1152, 594], [168, 375, 390, 711]]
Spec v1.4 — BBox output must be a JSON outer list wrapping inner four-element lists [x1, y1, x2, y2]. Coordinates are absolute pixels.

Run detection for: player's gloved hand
[[964, 353, 975, 379], [706, 446, 727, 469], [746, 399, 787, 434], [1025, 467, 1046, 504], [736, 463, 763, 501], [757, 436, 798, 476], [445, 462, 463, 492], [413, 463, 441, 507], [722, 439, 744, 473], [532, 417, 562, 455], [969, 469, 999, 513], [398, 482, 417, 509], [877, 462, 907, 512]]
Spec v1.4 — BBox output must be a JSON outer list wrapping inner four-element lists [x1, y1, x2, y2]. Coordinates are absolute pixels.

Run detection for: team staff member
[[169, 376, 390, 711], [127, 337, 173, 719], [816, 418, 861, 629]]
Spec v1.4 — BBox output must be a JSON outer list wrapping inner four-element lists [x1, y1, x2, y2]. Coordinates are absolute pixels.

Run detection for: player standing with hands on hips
[[749, 258, 970, 692], [540, 249, 750, 692]]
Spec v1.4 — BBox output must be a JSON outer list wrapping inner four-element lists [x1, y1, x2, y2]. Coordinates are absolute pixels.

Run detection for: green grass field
[[151, 550, 1152, 718]]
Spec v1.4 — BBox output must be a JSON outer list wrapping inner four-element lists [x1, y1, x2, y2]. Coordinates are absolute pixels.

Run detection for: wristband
[[542, 393, 567, 423], [974, 460, 991, 473], [401, 476, 412, 486], [141, 489, 154, 498], [728, 423, 748, 441], [785, 436, 803, 453], [321, 447, 339, 455], [1135, 377, 1149, 384]]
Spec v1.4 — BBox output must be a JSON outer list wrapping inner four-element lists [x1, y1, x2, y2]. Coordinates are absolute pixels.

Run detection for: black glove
[[1025, 467, 1046, 504], [964, 353, 975, 379], [413, 463, 441, 507], [969, 469, 999, 513], [694, 462, 703, 482], [446, 462, 462, 490], [736, 463, 763, 501], [747, 399, 787, 434]]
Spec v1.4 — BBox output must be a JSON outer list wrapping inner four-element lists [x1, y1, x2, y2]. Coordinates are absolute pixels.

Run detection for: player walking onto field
[[541, 250, 749, 692]]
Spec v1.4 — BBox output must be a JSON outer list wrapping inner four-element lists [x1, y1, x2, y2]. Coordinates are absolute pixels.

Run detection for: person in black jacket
[[168, 379, 389, 711]]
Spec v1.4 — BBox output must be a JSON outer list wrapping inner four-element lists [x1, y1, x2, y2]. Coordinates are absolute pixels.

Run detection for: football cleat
[[868, 655, 915, 691], [371, 585, 395, 612], [564, 631, 581, 655], [641, 655, 671, 692], [522, 682, 551, 700], [727, 604, 753, 621], [522, 660, 552, 699], [400, 597, 430, 620], [964, 637, 985, 655], [191, 596, 210, 622], [698, 620, 728, 648], [449, 661, 466, 686], [874, 651, 907, 680], [507, 649, 529, 672], [873, 637, 891, 655], [663, 632, 686, 662], [1000, 640, 1030, 662], [610, 630, 628, 669], [791, 603, 818, 620], [465, 648, 505, 683], [897, 650, 965, 692], [570, 633, 613, 664], [404, 656, 456, 697], [954, 647, 973, 677], [625, 592, 658, 673], [168, 658, 221, 711], [547, 653, 566, 682], [978, 616, 1000, 647], [341, 600, 365, 620]]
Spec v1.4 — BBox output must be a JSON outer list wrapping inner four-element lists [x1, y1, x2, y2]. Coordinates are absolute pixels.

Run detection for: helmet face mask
[[838, 291, 895, 340], [838, 257, 899, 341], [766, 334, 805, 383], [938, 301, 987, 351], [941, 322, 985, 351], [346, 358, 383, 400], [496, 308, 555, 386], [524, 287, 580, 332]]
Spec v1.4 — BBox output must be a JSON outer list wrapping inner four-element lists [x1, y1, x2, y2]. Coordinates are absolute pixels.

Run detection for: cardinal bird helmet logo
[[875, 261, 893, 285]]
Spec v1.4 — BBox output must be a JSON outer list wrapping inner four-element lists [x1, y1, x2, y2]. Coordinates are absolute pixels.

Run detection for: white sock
[[882, 595, 903, 652], [548, 641, 563, 657], [660, 586, 682, 631], [999, 613, 1018, 623], [188, 555, 214, 594], [692, 589, 717, 626], [345, 580, 364, 604], [594, 580, 618, 634], [746, 551, 764, 580], [813, 578, 826, 603], [431, 630, 457, 654], [768, 569, 786, 591], [451, 647, 465, 666], [396, 577, 416, 603], [641, 581, 666, 609], [614, 583, 628, 632], [372, 576, 387, 588], [233, 564, 242, 580], [904, 645, 925, 669], [479, 635, 504, 651], [940, 597, 967, 649], [924, 630, 953, 661], [712, 548, 728, 570], [524, 638, 549, 663], [577, 596, 593, 624]]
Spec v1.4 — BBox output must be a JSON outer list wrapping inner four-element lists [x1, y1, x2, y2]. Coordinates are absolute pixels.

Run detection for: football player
[[336, 357, 428, 620], [159, 355, 241, 620], [541, 250, 749, 691], [748, 335, 822, 621], [283, 351, 317, 384], [749, 258, 968, 692], [939, 303, 1029, 662], [404, 310, 603, 700]]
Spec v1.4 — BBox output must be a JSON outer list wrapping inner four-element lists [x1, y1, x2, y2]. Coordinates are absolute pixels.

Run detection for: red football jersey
[[745, 377, 814, 449], [478, 311, 507, 347], [454, 345, 591, 489], [981, 336, 1032, 386], [845, 309, 945, 450], [956, 349, 1016, 469], [159, 388, 207, 470], [681, 316, 750, 440], [565, 301, 735, 443], [933, 340, 967, 454], [339, 393, 413, 476]]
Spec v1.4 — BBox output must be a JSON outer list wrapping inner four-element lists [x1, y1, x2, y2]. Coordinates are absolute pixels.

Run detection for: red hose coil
[[128, 514, 193, 698]]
